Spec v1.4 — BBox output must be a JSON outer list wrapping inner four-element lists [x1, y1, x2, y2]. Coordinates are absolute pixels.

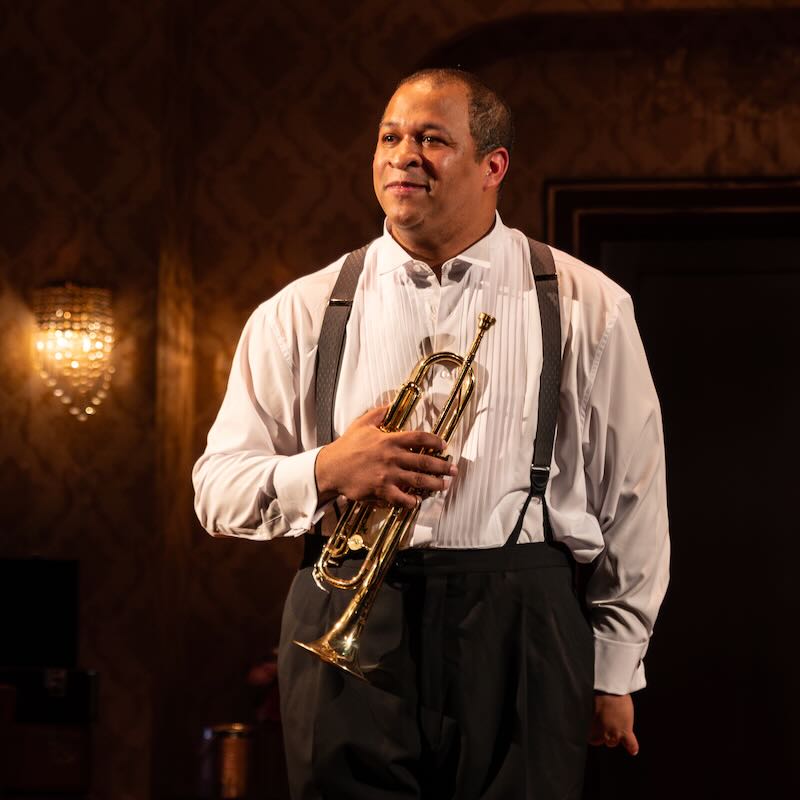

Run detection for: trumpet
[[294, 312, 496, 680]]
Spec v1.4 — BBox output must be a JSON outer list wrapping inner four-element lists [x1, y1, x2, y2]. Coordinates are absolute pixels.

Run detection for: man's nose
[[389, 137, 422, 170]]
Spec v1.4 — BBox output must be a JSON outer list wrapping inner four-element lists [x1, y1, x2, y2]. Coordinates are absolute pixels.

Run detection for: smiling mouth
[[385, 181, 429, 193]]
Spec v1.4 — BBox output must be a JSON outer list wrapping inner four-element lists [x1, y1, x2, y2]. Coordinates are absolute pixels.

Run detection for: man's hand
[[589, 693, 639, 756], [315, 406, 457, 509]]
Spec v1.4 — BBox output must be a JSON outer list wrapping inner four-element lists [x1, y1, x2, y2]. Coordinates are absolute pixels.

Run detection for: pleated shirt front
[[337, 217, 542, 549]]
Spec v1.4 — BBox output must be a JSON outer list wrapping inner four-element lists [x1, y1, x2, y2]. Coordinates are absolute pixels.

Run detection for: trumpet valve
[[347, 533, 366, 551]]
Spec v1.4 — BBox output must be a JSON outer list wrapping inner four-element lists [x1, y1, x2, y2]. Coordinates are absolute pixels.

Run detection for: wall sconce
[[32, 283, 115, 421]]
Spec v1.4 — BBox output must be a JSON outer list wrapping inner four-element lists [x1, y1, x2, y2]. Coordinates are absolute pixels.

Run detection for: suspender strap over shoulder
[[315, 244, 370, 448], [504, 238, 562, 548], [526, 237, 562, 499], [305, 245, 369, 568]]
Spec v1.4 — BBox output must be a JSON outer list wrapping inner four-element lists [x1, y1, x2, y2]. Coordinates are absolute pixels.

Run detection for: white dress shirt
[[193, 213, 670, 695]]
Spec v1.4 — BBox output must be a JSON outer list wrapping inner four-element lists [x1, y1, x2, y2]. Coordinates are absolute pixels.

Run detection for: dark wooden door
[[550, 190, 800, 799]]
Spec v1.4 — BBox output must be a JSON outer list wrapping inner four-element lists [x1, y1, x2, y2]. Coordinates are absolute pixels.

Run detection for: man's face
[[373, 80, 490, 245]]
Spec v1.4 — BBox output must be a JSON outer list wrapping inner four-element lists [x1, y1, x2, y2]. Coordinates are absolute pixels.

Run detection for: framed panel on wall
[[545, 179, 800, 800], [545, 179, 800, 294]]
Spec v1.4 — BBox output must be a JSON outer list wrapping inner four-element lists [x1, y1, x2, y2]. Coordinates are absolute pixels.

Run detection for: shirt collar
[[375, 211, 505, 276]]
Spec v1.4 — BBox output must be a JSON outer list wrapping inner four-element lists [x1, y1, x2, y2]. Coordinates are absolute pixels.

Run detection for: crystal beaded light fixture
[[32, 283, 115, 421]]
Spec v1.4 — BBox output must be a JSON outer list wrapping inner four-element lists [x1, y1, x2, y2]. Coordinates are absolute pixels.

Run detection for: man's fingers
[[396, 451, 457, 477], [357, 409, 449, 458], [390, 429, 447, 453], [359, 405, 390, 426], [621, 730, 639, 756], [594, 729, 639, 756], [397, 469, 448, 494], [384, 485, 420, 510]]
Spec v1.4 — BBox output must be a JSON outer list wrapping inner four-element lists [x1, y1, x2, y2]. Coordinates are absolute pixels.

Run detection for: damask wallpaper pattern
[[0, 2, 163, 798], [1, 1, 799, 798]]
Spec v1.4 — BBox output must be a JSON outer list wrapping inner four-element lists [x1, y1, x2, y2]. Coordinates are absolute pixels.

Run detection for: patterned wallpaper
[[1, 1, 799, 798], [0, 2, 163, 799]]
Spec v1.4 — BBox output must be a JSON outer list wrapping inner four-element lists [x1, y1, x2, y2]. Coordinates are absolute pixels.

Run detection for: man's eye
[[382, 134, 398, 144], [421, 135, 441, 144]]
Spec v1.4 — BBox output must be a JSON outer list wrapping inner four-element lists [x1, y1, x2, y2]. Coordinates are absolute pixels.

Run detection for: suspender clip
[[530, 465, 550, 497]]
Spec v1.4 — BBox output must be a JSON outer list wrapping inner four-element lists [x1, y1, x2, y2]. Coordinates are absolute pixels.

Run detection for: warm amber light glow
[[32, 283, 115, 421]]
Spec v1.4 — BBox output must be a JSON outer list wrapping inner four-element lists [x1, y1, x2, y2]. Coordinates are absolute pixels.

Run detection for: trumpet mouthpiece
[[478, 312, 496, 330]]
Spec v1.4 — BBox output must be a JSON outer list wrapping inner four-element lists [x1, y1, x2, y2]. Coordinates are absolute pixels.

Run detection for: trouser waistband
[[391, 542, 571, 575], [301, 535, 571, 575]]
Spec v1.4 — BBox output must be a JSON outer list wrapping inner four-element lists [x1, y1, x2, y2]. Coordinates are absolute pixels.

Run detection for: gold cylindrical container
[[199, 723, 254, 800]]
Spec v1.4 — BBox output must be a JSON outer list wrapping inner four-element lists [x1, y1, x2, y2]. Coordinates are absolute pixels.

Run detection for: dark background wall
[[1, 1, 799, 798], [1, 3, 163, 797]]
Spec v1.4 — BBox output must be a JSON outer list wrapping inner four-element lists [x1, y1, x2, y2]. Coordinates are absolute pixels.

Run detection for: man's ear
[[483, 147, 510, 190]]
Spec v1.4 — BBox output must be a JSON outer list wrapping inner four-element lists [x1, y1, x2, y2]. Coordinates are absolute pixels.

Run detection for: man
[[193, 69, 669, 799]]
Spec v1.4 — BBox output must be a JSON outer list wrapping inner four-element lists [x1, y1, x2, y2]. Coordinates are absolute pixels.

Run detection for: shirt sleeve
[[581, 296, 671, 694], [192, 302, 324, 540]]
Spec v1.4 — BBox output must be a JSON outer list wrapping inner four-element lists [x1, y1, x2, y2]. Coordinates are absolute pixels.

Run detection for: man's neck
[[389, 215, 497, 282]]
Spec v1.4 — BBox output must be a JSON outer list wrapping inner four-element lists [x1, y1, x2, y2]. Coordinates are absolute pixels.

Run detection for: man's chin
[[385, 210, 425, 232]]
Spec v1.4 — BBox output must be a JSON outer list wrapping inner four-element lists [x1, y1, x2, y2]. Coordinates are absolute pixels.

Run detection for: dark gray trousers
[[278, 543, 594, 800]]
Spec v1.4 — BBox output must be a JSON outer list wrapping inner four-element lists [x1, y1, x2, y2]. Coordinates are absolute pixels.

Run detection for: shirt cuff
[[271, 446, 324, 534], [593, 635, 648, 695]]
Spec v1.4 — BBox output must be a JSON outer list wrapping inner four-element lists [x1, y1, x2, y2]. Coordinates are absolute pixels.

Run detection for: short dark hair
[[395, 68, 515, 159]]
